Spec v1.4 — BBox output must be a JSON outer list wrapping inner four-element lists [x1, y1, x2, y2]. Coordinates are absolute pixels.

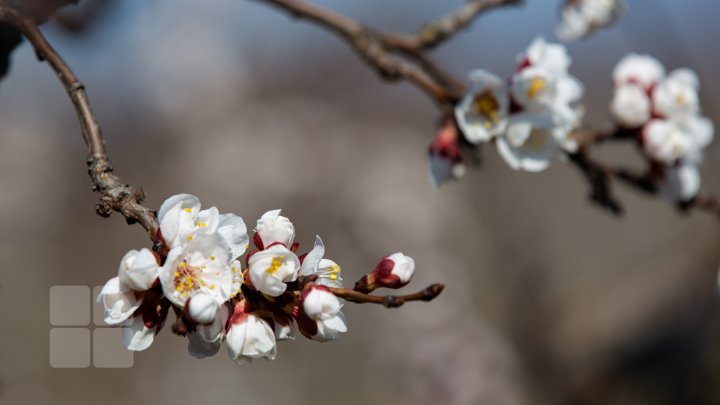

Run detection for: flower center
[[527, 77, 547, 100], [326, 264, 341, 281], [675, 92, 687, 106], [471, 90, 500, 127], [174, 261, 200, 296], [527, 130, 547, 151], [265, 256, 284, 275]]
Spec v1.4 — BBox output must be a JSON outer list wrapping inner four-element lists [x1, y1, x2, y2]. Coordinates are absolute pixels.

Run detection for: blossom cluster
[[556, 0, 625, 42], [610, 54, 714, 201], [430, 37, 584, 186], [97, 194, 417, 364]]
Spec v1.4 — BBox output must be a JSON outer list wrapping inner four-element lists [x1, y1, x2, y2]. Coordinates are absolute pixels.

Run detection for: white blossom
[[314, 314, 348, 342], [158, 232, 234, 307], [643, 117, 714, 164], [652, 69, 700, 120], [188, 304, 229, 359], [118, 248, 159, 291], [302, 285, 341, 321], [247, 243, 300, 297], [521, 37, 571, 76], [187, 293, 219, 325], [122, 315, 156, 352], [659, 163, 701, 202], [298, 236, 343, 288], [157, 194, 248, 258], [226, 308, 277, 364], [556, 0, 624, 42], [230, 259, 243, 298], [613, 54, 665, 90], [496, 114, 564, 172], [97, 277, 141, 325], [454, 70, 509, 144], [255, 209, 295, 248], [385, 252, 416, 285], [610, 84, 652, 128]]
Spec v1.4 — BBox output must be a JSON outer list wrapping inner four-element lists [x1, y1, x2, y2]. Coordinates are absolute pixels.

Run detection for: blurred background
[[1, 0, 720, 404]]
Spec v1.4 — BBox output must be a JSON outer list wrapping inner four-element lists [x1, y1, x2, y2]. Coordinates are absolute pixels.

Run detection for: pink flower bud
[[355, 252, 415, 293]]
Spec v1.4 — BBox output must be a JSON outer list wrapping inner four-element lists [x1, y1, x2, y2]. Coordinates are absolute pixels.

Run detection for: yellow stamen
[[265, 256, 284, 275], [527, 77, 547, 100], [472, 90, 499, 123], [184, 207, 192, 213]]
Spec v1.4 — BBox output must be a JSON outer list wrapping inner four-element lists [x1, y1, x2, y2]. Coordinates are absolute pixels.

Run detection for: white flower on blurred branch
[[95, 194, 440, 363], [609, 54, 714, 201], [556, 0, 625, 42], [452, 38, 584, 173]]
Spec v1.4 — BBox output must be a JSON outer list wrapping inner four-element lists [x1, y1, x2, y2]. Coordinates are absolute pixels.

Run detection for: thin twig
[[0, 6, 160, 242], [384, 0, 523, 52], [254, 0, 479, 105], [329, 283, 445, 308]]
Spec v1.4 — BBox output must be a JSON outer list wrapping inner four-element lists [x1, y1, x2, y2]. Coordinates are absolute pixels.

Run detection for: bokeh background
[[2, 0, 720, 404]]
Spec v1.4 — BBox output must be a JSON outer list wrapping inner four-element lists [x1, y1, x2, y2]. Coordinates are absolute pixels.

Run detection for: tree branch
[[329, 283, 445, 308], [0, 6, 160, 242], [253, 0, 523, 106], [385, 0, 523, 52]]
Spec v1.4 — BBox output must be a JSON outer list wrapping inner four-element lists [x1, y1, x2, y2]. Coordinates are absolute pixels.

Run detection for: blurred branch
[[330, 283, 445, 308], [254, 0, 521, 106], [0, 5, 160, 242], [384, 0, 522, 52], [568, 128, 720, 217]]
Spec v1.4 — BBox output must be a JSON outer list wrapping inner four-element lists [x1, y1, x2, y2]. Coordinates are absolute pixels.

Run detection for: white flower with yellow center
[[298, 236, 343, 288], [247, 244, 300, 297], [158, 232, 233, 307], [158, 194, 249, 258], [454, 70, 509, 144], [652, 69, 700, 121]]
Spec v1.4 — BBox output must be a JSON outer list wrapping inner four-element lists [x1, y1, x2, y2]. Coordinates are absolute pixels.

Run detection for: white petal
[[455, 70, 509, 144], [255, 209, 295, 248], [217, 213, 249, 259], [158, 194, 201, 248], [524, 37, 571, 76], [313, 312, 348, 342], [122, 316, 155, 351], [660, 164, 700, 202], [303, 287, 341, 321], [247, 244, 300, 297], [610, 84, 651, 128], [187, 294, 218, 324], [613, 54, 665, 89], [118, 248, 158, 291], [496, 129, 559, 173], [158, 233, 234, 307], [387, 253, 416, 284], [227, 315, 277, 364], [298, 235, 325, 277], [97, 277, 141, 325]]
